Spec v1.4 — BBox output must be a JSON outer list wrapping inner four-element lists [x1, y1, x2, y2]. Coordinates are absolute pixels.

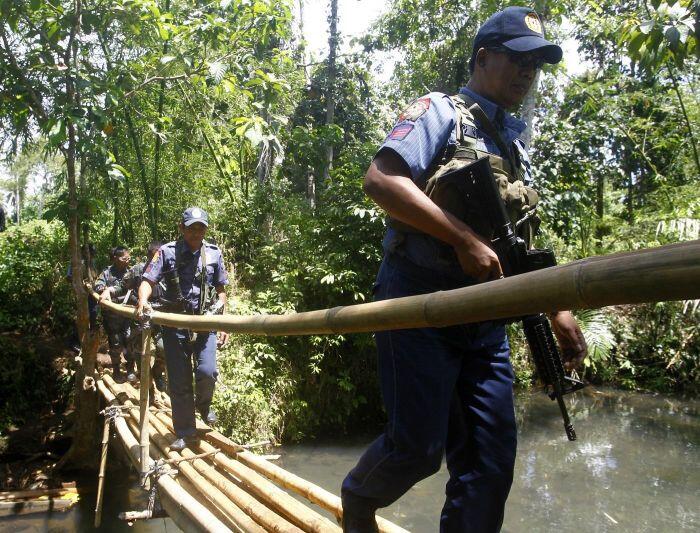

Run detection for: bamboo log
[[94, 410, 111, 527], [96, 380, 230, 533], [103, 376, 254, 532], [115, 380, 341, 533], [95, 240, 700, 335], [0, 497, 77, 516], [123, 414, 263, 533], [139, 411, 304, 533], [0, 487, 77, 501], [147, 402, 340, 532], [140, 328, 152, 475], [119, 508, 169, 521], [109, 377, 410, 533], [109, 381, 299, 533], [159, 385, 407, 533], [106, 379, 246, 532]]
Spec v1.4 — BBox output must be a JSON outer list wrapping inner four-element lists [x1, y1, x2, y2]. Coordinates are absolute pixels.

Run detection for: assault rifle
[[451, 156, 585, 440]]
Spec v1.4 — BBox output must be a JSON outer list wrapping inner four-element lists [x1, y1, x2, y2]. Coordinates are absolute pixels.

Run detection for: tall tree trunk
[[57, 0, 100, 471], [667, 63, 700, 179], [323, 0, 338, 185], [594, 171, 605, 246], [298, 0, 310, 84], [111, 145, 135, 242], [299, 0, 316, 208], [124, 108, 156, 237], [152, 0, 172, 237], [14, 177, 20, 225]]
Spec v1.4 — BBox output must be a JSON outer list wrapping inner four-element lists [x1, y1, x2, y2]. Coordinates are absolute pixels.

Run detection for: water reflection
[[279, 388, 700, 533]]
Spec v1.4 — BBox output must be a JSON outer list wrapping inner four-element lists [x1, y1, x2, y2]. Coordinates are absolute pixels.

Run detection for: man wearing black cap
[[341, 7, 587, 532], [136, 207, 229, 451]]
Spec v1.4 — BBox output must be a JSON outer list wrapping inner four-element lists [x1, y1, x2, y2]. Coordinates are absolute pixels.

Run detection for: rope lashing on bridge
[[94, 240, 700, 336], [97, 374, 408, 533]]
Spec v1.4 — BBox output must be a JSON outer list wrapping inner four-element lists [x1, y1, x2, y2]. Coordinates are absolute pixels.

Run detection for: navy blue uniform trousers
[[342, 255, 517, 532], [162, 327, 218, 438]]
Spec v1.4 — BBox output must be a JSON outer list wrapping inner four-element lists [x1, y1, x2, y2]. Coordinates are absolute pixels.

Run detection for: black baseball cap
[[470, 7, 563, 71], [182, 207, 209, 227]]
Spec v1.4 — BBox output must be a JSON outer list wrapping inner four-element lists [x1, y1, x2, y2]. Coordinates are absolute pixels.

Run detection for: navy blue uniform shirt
[[143, 240, 228, 313], [379, 87, 532, 277]]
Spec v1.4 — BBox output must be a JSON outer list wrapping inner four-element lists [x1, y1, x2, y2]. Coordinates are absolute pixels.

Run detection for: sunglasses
[[487, 46, 547, 70]]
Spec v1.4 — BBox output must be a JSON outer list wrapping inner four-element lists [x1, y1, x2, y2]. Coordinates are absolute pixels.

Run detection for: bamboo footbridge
[[93, 240, 700, 532]]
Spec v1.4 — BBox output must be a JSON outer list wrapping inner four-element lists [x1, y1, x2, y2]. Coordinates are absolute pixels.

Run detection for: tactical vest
[[392, 93, 541, 247]]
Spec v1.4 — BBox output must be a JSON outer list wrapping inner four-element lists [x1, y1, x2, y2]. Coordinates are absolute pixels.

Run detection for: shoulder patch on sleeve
[[399, 97, 431, 122], [388, 123, 414, 140]]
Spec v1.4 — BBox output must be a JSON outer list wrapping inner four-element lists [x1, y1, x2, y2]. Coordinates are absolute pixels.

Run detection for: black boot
[[341, 492, 379, 533], [199, 407, 217, 425], [111, 357, 125, 383]]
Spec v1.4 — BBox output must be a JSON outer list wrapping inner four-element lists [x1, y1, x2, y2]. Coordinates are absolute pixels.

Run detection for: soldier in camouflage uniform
[[103, 241, 167, 389], [94, 246, 133, 381]]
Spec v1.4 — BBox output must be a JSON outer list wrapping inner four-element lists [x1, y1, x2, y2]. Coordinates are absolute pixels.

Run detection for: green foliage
[[0, 220, 73, 332], [0, 336, 72, 433], [621, 0, 697, 72], [609, 302, 700, 392]]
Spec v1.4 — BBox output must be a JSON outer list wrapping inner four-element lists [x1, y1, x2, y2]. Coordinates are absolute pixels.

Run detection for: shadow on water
[[278, 387, 700, 533], [1, 387, 697, 532]]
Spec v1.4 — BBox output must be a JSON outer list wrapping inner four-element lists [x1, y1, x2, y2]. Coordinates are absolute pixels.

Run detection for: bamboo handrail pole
[[139, 328, 152, 475], [97, 380, 231, 533], [123, 415, 263, 533], [94, 241, 700, 336]]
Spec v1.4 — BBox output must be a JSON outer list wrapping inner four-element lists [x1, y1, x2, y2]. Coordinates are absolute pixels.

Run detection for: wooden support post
[[139, 328, 152, 475]]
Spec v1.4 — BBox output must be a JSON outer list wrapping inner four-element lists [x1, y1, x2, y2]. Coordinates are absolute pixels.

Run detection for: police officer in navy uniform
[[95, 246, 134, 381], [136, 208, 229, 451], [341, 7, 588, 533]]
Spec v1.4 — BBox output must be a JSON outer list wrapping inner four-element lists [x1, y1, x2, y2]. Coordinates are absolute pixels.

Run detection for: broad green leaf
[[639, 20, 655, 34]]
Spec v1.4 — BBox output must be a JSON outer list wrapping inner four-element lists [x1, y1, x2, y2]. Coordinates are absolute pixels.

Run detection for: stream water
[[2, 387, 698, 532]]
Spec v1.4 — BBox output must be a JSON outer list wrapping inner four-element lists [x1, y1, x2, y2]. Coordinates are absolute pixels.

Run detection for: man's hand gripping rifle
[[449, 156, 585, 440]]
